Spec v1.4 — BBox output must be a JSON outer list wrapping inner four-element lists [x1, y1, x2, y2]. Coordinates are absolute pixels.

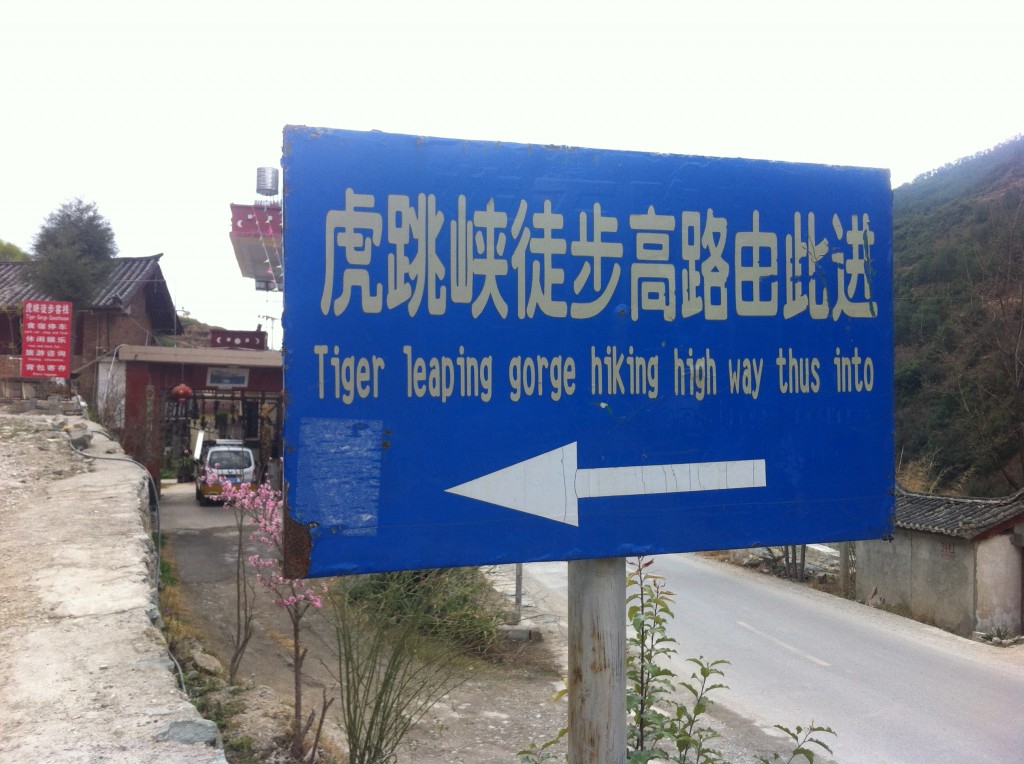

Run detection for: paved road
[[157, 482, 246, 586], [531, 553, 1024, 764], [159, 482, 237, 533]]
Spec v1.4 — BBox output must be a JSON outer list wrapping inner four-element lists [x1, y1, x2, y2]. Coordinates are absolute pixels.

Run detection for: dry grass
[[897, 450, 971, 494], [158, 538, 203, 645], [263, 626, 296, 655]]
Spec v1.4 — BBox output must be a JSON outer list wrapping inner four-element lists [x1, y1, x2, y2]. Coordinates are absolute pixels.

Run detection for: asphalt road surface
[[549, 553, 1024, 764]]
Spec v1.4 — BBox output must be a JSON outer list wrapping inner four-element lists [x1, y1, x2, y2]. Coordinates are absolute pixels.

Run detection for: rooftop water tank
[[256, 166, 279, 197]]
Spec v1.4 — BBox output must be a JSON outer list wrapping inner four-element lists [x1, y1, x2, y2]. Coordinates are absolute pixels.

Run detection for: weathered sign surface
[[282, 126, 893, 576]]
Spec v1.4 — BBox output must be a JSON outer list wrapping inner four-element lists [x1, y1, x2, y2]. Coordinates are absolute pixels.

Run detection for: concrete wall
[[975, 531, 1023, 635], [856, 532, 910, 605], [911, 532, 976, 635], [857, 529, 977, 635], [859, 524, 1024, 636]]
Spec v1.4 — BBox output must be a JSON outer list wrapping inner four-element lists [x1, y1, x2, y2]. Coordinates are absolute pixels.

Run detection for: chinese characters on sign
[[322, 193, 877, 325], [20, 300, 72, 379]]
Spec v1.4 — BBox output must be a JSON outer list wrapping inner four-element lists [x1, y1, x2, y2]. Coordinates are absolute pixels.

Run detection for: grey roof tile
[[0, 261, 50, 305], [0, 255, 179, 334], [896, 484, 1024, 539]]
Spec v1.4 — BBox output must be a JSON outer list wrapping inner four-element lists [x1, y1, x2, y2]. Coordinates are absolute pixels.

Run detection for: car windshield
[[209, 451, 251, 470]]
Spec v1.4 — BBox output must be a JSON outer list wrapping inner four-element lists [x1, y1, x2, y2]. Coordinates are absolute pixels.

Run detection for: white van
[[193, 433, 256, 505]]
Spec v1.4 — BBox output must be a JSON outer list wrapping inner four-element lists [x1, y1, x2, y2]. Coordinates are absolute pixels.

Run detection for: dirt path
[[162, 480, 570, 762]]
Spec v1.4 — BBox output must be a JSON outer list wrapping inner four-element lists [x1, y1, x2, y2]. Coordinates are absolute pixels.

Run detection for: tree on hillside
[[25, 199, 118, 306], [0, 239, 30, 261], [906, 198, 1024, 494], [893, 140, 1024, 494], [946, 200, 1024, 492]]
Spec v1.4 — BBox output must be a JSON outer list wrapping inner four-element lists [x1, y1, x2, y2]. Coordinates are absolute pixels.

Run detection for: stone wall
[[0, 411, 227, 762]]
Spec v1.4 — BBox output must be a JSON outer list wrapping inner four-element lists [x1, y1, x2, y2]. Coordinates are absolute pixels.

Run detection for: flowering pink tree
[[245, 482, 331, 760]]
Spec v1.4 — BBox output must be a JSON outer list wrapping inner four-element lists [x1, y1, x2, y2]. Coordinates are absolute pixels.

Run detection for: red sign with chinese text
[[21, 300, 73, 379]]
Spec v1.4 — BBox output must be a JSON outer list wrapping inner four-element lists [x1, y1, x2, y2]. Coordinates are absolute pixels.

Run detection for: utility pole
[[258, 314, 278, 349]]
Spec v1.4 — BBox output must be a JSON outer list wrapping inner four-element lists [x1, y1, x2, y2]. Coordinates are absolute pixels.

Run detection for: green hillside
[[894, 135, 1024, 495]]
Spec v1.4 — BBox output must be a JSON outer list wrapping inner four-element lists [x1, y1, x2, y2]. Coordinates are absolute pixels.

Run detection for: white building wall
[[975, 532, 1023, 635]]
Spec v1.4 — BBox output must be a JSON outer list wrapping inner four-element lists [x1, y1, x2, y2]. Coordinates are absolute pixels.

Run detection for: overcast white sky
[[2, 1, 1021, 346]]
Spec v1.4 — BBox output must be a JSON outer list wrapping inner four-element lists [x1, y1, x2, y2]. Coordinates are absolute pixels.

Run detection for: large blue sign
[[282, 126, 893, 577]]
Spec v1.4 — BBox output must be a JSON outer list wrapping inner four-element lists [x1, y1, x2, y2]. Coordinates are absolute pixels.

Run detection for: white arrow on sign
[[445, 442, 767, 526]]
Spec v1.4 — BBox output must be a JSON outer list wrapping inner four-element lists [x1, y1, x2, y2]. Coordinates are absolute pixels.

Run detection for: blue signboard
[[282, 126, 894, 577]]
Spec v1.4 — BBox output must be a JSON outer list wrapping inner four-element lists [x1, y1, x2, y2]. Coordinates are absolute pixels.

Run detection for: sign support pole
[[568, 557, 626, 763]]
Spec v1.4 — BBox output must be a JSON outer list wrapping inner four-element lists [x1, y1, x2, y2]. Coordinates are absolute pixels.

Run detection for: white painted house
[[856, 486, 1024, 637]]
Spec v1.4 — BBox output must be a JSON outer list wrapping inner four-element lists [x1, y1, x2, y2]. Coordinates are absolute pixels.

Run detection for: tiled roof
[[0, 255, 179, 334], [896, 484, 1024, 540], [93, 256, 160, 308], [0, 261, 50, 305]]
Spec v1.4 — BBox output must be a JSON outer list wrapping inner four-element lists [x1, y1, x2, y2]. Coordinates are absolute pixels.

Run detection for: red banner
[[21, 300, 73, 378], [230, 203, 282, 239]]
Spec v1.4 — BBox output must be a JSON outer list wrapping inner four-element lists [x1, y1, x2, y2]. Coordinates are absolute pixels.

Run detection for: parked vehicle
[[194, 433, 256, 505]]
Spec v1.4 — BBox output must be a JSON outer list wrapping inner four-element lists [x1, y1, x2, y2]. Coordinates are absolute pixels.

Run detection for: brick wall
[[74, 291, 156, 402]]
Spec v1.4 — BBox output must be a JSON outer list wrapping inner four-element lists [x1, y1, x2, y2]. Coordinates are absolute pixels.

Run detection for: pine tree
[[26, 199, 117, 307]]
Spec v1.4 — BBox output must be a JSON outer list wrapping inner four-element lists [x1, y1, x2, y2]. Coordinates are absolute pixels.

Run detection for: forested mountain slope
[[894, 135, 1024, 495]]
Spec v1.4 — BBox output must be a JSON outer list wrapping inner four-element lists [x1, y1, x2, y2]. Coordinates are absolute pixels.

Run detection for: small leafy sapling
[[214, 479, 259, 684], [520, 556, 837, 764], [755, 723, 835, 764], [246, 482, 332, 761]]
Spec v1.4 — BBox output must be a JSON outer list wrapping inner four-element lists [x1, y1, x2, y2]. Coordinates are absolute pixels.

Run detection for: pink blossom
[[218, 479, 325, 618]]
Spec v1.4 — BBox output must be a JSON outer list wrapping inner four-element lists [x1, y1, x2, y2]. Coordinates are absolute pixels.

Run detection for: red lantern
[[171, 383, 193, 403]]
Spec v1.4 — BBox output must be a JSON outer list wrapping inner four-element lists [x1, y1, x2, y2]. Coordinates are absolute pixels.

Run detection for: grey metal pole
[[515, 562, 523, 623], [840, 541, 851, 595], [568, 557, 626, 763]]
